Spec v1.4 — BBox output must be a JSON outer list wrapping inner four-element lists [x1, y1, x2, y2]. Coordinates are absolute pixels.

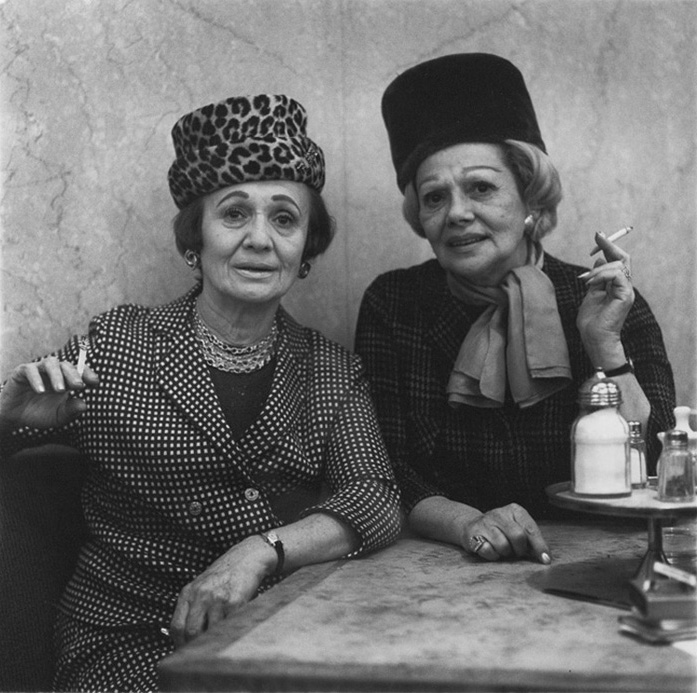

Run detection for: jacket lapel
[[150, 287, 238, 461], [150, 295, 308, 477], [235, 310, 307, 464], [425, 276, 475, 380], [416, 270, 478, 461]]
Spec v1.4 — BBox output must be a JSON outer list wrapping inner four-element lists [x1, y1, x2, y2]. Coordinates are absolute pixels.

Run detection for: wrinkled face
[[199, 180, 309, 310], [416, 143, 529, 286]]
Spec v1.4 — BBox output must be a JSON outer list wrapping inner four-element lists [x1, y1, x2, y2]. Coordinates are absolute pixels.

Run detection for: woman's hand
[[576, 231, 635, 366], [460, 503, 551, 564], [169, 535, 277, 648], [0, 356, 98, 432], [170, 513, 359, 647], [408, 496, 550, 564]]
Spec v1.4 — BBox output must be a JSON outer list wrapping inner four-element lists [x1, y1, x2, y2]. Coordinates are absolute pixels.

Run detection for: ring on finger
[[621, 264, 631, 280], [469, 535, 488, 554]]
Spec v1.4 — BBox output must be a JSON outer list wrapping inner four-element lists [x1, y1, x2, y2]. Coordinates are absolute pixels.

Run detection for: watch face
[[266, 531, 280, 545]]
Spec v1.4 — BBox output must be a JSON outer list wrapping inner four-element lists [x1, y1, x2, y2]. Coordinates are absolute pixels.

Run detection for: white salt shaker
[[571, 368, 631, 497]]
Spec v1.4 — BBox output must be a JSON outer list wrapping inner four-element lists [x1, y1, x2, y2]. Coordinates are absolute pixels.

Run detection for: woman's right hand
[[460, 503, 551, 564], [170, 534, 275, 648], [0, 356, 98, 431]]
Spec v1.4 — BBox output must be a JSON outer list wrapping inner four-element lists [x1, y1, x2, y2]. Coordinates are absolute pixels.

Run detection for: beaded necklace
[[193, 310, 278, 374]]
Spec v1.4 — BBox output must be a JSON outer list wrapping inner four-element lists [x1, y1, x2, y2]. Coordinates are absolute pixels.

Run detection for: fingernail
[[541, 552, 551, 565]]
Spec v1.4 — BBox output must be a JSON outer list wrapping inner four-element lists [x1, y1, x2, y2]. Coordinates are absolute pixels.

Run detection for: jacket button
[[188, 501, 203, 516], [244, 488, 260, 501]]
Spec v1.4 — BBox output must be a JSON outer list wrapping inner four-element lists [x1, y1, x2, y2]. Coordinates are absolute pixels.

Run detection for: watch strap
[[603, 359, 634, 378], [259, 531, 285, 577]]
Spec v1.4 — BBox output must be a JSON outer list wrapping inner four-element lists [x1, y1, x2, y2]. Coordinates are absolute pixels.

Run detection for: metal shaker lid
[[664, 429, 688, 447], [578, 367, 622, 407]]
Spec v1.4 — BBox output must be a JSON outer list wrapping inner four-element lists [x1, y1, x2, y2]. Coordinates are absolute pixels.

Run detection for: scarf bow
[[446, 243, 572, 408]]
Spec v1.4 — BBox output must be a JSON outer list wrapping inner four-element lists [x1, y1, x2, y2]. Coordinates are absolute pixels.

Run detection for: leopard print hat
[[168, 94, 325, 209]]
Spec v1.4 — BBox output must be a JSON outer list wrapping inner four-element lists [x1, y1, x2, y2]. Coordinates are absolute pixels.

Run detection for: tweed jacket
[[3, 286, 401, 628], [355, 254, 676, 517]]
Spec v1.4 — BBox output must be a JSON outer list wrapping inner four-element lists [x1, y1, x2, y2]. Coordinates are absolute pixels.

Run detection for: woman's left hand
[[461, 503, 551, 564], [169, 535, 276, 647], [576, 231, 635, 362]]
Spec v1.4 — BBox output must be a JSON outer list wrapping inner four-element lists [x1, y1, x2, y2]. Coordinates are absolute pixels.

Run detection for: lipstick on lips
[[235, 262, 276, 275]]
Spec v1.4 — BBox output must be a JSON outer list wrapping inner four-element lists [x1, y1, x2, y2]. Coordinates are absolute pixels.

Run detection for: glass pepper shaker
[[627, 421, 648, 489], [674, 406, 697, 489], [571, 368, 631, 497], [657, 429, 695, 502]]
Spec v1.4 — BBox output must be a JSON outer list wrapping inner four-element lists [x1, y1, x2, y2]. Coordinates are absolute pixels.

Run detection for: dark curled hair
[[173, 187, 335, 263]]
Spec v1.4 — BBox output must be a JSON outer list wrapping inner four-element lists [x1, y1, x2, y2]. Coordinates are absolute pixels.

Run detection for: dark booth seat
[[0, 446, 88, 692]]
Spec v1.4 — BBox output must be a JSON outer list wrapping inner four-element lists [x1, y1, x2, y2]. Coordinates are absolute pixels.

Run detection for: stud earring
[[524, 214, 535, 235], [184, 250, 200, 270], [298, 262, 311, 279]]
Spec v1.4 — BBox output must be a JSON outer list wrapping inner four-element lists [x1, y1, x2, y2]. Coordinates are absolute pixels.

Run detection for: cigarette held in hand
[[76, 337, 89, 376], [590, 226, 633, 256]]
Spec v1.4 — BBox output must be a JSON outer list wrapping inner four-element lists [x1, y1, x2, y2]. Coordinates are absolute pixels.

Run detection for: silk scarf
[[446, 242, 572, 408]]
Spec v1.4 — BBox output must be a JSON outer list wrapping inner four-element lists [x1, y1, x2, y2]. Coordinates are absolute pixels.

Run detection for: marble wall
[[1, 0, 695, 406]]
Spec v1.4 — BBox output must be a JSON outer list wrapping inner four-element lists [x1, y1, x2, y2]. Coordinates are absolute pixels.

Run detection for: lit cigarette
[[76, 337, 88, 376], [590, 226, 633, 255]]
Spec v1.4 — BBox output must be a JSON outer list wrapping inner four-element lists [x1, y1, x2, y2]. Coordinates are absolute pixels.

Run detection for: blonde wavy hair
[[401, 140, 562, 242]]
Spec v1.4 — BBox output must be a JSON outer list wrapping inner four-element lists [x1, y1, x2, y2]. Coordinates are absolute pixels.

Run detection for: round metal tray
[[546, 481, 697, 519], [546, 481, 697, 584]]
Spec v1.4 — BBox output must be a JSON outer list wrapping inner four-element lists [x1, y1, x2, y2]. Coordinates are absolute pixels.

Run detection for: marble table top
[[159, 519, 696, 692]]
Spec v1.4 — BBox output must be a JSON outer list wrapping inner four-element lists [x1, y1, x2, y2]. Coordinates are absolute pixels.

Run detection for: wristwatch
[[259, 530, 285, 577], [603, 358, 634, 378]]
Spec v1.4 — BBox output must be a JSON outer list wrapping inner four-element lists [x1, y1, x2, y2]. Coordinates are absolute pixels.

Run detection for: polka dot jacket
[[3, 286, 402, 628]]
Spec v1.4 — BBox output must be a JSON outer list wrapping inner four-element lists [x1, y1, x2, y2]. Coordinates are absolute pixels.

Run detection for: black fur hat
[[382, 53, 546, 191]]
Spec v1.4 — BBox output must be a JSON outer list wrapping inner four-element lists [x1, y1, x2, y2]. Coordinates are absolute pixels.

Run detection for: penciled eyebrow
[[270, 194, 301, 212], [216, 190, 249, 207], [215, 191, 301, 213], [419, 165, 502, 185]]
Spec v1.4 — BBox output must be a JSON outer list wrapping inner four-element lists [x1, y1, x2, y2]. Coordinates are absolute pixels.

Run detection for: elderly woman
[[355, 54, 674, 565], [0, 94, 401, 692]]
